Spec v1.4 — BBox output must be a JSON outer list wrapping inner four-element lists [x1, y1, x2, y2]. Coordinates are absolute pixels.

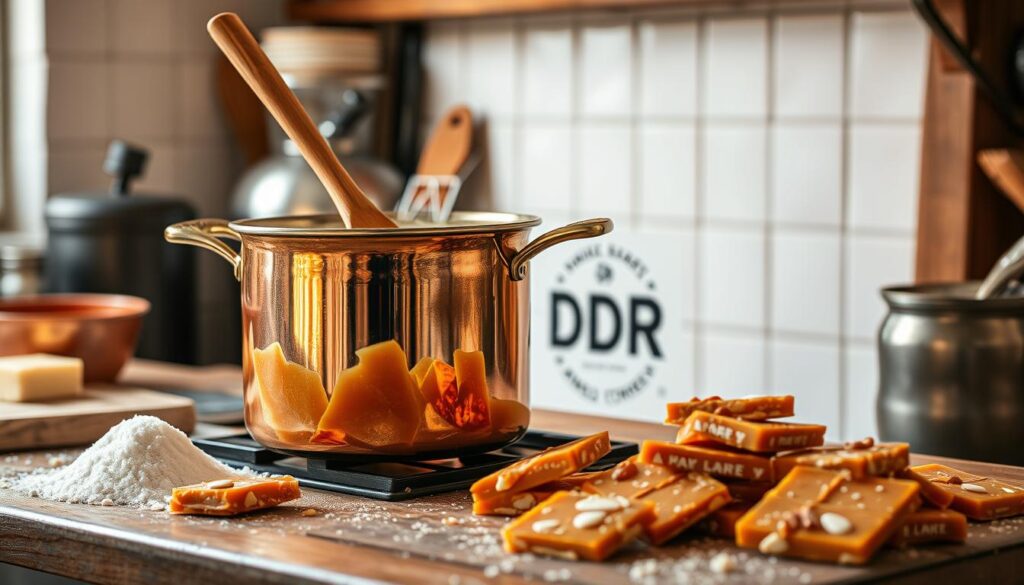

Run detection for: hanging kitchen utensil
[[396, 105, 476, 223], [975, 233, 1024, 299], [207, 12, 396, 229], [978, 148, 1024, 214]]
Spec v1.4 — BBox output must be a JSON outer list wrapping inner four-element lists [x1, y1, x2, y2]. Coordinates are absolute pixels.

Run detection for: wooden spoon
[[207, 12, 396, 228]]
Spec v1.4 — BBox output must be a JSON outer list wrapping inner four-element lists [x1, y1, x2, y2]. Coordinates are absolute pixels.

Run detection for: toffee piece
[[897, 467, 954, 509], [633, 472, 731, 545], [723, 480, 775, 502], [665, 395, 795, 425], [735, 467, 920, 564], [698, 502, 753, 538], [471, 431, 610, 499], [771, 441, 910, 480], [912, 463, 1024, 520], [889, 508, 968, 547], [641, 440, 772, 482], [472, 480, 577, 516], [169, 476, 301, 516], [502, 491, 655, 561], [677, 411, 826, 453], [583, 456, 681, 499]]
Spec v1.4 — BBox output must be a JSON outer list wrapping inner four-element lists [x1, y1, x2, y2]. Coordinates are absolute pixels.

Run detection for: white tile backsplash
[[639, 122, 696, 221], [849, 11, 928, 120], [577, 123, 633, 215], [484, 120, 518, 211], [418, 6, 927, 424], [701, 331, 767, 395], [523, 23, 574, 118], [45, 0, 108, 55], [770, 337, 841, 437], [111, 60, 177, 142], [771, 230, 841, 336], [639, 20, 698, 118], [702, 123, 767, 223], [466, 21, 518, 119], [847, 123, 922, 233], [843, 341, 879, 441], [845, 235, 915, 340], [422, 22, 465, 123], [179, 59, 227, 141], [111, 0, 176, 56], [47, 61, 109, 141], [704, 18, 768, 119], [579, 21, 633, 118], [699, 227, 766, 328], [772, 123, 843, 226], [520, 122, 573, 214], [773, 14, 844, 120]]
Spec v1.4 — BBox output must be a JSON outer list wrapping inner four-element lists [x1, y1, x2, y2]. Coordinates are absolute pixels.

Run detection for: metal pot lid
[[882, 282, 1024, 313], [47, 193, 195, 229], [229, 211, 543, 237]]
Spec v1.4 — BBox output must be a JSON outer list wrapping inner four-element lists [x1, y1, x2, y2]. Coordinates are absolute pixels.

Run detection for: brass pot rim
[[229, 211, 543, 238]]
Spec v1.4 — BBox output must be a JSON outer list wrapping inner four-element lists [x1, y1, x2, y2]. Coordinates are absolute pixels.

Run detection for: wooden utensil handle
[[207, 12, 395, 228]]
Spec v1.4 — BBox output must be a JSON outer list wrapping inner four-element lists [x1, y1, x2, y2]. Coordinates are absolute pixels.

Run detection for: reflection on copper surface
[[291, 253, 323, 374]]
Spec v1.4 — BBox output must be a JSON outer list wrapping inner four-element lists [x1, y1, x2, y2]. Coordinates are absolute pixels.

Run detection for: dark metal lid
[[46, 193, 195, 231]]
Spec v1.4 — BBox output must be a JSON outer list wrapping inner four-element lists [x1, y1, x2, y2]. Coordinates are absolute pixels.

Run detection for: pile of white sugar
[[14, 415, 250, 508]]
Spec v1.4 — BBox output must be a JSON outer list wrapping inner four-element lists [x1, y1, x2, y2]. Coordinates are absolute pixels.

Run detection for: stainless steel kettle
[[877, 282, 1024, 465]]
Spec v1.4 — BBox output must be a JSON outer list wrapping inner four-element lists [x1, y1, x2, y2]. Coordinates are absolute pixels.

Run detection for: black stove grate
[[192, 431, 637, 501]]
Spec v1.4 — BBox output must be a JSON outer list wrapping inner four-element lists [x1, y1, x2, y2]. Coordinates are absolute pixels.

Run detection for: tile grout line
[[837, 4, 854, 441], [764, 12, 776, 396], [692, 14, 706, 396]]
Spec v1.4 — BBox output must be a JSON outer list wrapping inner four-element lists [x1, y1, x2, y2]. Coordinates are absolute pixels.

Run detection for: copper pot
[[166, 212, 612, 460]]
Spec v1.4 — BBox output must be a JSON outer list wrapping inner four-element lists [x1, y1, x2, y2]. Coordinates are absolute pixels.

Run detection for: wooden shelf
[[288, 0, 843, 23]]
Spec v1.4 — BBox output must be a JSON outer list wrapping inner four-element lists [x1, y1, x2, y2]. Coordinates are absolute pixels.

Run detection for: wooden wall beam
[[915, 0, 1024, 283]]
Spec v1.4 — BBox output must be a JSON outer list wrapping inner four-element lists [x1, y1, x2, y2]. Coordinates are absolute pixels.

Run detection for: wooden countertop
[[2, 361, 1024, 584]]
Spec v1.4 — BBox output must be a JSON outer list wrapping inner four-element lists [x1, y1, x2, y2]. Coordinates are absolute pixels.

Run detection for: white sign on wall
[[529, 231, 688, 422]]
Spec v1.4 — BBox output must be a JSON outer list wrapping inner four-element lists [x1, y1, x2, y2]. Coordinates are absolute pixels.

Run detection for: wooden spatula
[[418, 106, 473, 177], [207, 12, 396, 228]]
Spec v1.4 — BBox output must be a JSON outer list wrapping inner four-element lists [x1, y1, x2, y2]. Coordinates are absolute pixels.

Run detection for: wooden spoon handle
[[207, 12, 396, 228]]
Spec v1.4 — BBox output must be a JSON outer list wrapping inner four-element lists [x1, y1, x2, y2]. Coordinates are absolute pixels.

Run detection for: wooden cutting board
[[0, 386, 196, 451]]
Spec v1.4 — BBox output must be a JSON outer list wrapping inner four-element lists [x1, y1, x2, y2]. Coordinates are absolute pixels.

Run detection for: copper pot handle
[[165, 219, 243, 281], [508, 218, 614, 281]]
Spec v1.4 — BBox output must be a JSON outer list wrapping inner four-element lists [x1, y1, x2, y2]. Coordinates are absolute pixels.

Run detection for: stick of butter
[[0, 354, 84, 402]]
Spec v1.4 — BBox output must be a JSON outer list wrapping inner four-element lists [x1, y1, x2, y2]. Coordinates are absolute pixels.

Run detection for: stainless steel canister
[[877, 282, 1024, 465]]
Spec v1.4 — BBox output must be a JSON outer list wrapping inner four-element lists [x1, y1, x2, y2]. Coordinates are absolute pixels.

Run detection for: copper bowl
[[0, 293, 150, 382]]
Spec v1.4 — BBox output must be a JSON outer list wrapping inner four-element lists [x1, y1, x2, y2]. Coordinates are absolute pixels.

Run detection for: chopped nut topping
[[797, 505, 819, 530], [759, 532, 789, 554], [820, 512, 853, 535], [206, 479, 234, 489], [532, 519, 561, 533], [572, 510, 607, 529], [843, 437, 875, 450], [512, 494, 537, 510], [575, 496, 623, 512], [961, 483, 987, 494], [611, 459, 638, 481]]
